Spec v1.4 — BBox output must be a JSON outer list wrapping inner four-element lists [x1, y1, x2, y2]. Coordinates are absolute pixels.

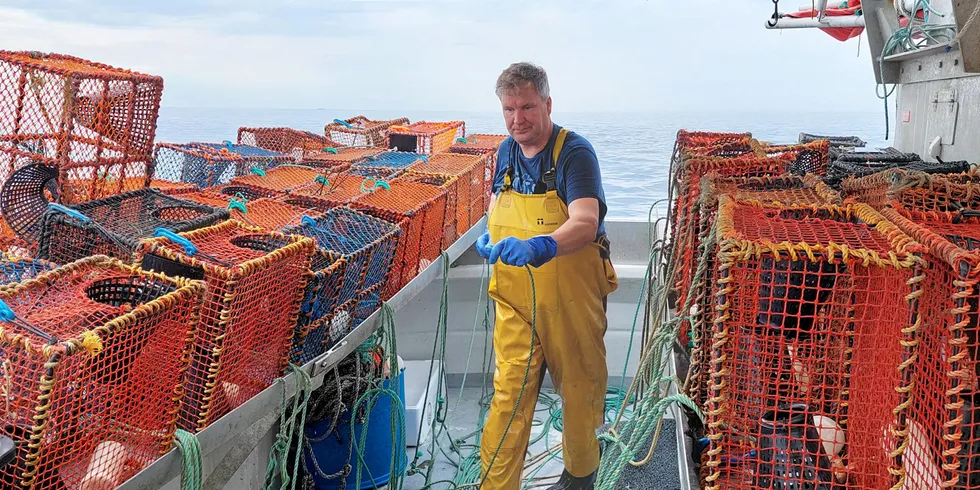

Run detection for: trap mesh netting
[[351, 179, 447, 291], [135, 220, 315, 432], [684, 175, 844, 408], [449, 133, 508, 156], [388, 121, 465, 155], [302, 147, 379, 169], [152, 143, 245, 188], [325, 116, 409, 148], [843, 168, 980, 212], [878, 206, 980, 489], [408, 152, 490, 232], [280, 207, 399, 364], [0, 51, 164, 206], [228, 164, 342, 196], [0, 255, 204, 490], [668, 153, 795, 329], [0, 254, 57, 284], [700, 197, 924, 490], [37, 188, 230, 265], [352, 151, 427, 171], [398, 171, 461, 248], [237, 127, 331, 162]]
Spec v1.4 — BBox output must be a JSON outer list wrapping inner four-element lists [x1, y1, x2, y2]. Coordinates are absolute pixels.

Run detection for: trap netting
[[668, 153, 795, 325], [291, 172, 372, 203], [843, 168, 980, 212], [0, 254, 205, 490], [325, 116, 409, 148], [670, 130, 757, 173], [824, 148, 928, 188], [388, 121, 465, 155], [449, 133, 508, 156], [353, 151, 427, 171], [0, 254, 57, 284], [798, 133, 867, 148], [0, 51, 164, 205], [302, 147, 380, 170], [135, 220, 315, 432], [36, 188, 230, 265], [152, 143, 245, 188], [280, 207, 399, 363], [398, 171, 461, 248], [407, 151, 490, 233], [878, 206, 980, 489], [684, 175, 843, 409], [228, 164, 342, 196], [702, 197, 924, 490], [237, 127, 331, 163], [346, 165, 404, 182], [351, 179, 448, 289], [755, 139, 831, 176], [832, 158, 972, 192]]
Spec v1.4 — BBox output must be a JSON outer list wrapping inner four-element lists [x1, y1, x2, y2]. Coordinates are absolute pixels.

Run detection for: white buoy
[[79, 441, 127, 490]]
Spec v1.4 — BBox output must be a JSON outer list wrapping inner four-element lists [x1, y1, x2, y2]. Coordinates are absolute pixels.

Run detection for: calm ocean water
[[154, 108, 893, 219]]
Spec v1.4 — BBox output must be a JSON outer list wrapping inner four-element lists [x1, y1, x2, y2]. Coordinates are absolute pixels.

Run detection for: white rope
[[952, 0, 980, 45]]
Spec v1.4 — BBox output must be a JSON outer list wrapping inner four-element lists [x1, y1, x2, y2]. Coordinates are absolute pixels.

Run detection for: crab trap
[[135, 220, 315, 432], [700, 197, 924, 490], [280, 207, 399, 364], [237, 127, 331, 162], [407, 152, 491, 231], [387, 121, 464, 155], [36, 188, 230, 265], [325, 116, 409, 148], [0, 255, 205, 490]]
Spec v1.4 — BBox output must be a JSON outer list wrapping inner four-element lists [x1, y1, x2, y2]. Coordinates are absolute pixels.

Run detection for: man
[[475, 62, 619, 490]]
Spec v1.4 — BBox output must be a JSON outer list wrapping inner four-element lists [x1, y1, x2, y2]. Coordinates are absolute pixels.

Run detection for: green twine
[[174, 429, 202, 490]]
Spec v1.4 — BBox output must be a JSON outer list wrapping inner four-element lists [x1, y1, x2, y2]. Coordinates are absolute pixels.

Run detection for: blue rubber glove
[[475, 229, 492, 259], [489, 235, 558, 268]]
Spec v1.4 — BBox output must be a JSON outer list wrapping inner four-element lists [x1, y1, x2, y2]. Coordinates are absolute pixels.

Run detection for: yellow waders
[[479, 128, 619, 489]]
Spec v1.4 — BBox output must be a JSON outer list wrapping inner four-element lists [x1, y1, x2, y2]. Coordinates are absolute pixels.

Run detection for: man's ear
[[546, 96, 552, 115]]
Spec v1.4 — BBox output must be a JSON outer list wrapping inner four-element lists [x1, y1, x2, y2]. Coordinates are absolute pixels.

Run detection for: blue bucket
[[303, 373, 407, 490]]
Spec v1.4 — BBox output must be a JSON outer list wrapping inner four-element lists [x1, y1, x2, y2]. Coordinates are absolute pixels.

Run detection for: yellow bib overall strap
[[481, 128, 618, 489]]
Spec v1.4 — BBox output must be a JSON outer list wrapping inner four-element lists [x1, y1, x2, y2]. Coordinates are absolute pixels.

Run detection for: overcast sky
[[0, 1, 884, 113]]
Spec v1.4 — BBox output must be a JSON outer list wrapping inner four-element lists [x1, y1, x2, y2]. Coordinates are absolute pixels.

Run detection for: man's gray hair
[[495, 62, 550, 100]]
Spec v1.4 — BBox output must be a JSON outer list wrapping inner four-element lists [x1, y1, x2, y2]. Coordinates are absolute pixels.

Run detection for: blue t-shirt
[[491, 124, 607, 238]]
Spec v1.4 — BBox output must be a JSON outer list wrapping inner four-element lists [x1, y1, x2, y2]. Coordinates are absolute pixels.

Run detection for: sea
[[154, 108, 893, 220]]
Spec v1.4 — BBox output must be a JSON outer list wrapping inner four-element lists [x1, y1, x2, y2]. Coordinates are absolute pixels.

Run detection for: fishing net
[[353, 151, 428, 170], [878, 206, 980, 488], [449, 133, 508, 156], [668, 153, 794, 322], [407, 152, 490, 232], [0, 161, 60, 247], [842, 167, 980, 211], [756, 140, 831, 176], [0, 254, 205, 490], [228, 164, 341, 195], [151, 143, 244, 188], [398, 171, 461, 248], [37, 188, 230, 265], [798, 133, 867, 148], [388, 121, 465, 155], [0, 51, 163, 204], [237, 127, 331, 163], [136, 220, 315, 432], [351, 179, 448, 287], [346, 165, 404, 182], [823, 149, 933, 188], [685, 175, 843, 408], [280, 207, 399, 363], [702, 198, 924, 490], [325, 116, 409, 148]]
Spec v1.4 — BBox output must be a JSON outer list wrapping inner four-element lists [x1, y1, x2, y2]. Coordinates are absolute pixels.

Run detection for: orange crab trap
[[301, 147, 378, 169], [668, 153, 795, 317], [877, 206, 980, 489], [350, 179, 447, 289], [0, 254, 205, 490], [135, 220, 315, 432], [407, 151, 489, 231], [237, 126, 331, 162], [0, 51, 164, 203], [280, 207, 399, 363], [449, 133, 508, 156], [397, 171, 461, 248], [228, 164, 342, 196], [753, 139, 832, 176], [325, 116, 409, 148], [387, 120, 465, 155], [290, 172, 371, 203], [700, 197, 924, 490], [35, 188, 230, 265], [0, 254, 57, 285], [840, 166, 980, 211], [683, 174, 842, 408]]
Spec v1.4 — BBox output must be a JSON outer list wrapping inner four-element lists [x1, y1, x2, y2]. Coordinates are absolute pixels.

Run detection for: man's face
[[499, 82, 552, 147]]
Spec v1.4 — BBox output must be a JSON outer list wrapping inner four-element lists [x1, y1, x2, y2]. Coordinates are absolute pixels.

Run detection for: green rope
[[174, 429, 202, 490], [264, 364, 312, 490]]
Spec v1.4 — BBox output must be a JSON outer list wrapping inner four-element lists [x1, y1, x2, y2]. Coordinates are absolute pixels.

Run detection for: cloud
[[0, 1, 887, 113]]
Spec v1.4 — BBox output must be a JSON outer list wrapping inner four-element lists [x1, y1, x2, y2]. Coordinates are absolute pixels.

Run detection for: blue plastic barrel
[[303, 373, 407, 490]]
